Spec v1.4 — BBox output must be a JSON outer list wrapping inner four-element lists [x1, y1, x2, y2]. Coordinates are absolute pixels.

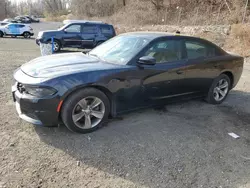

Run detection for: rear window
[[100, 25, 113, 34]]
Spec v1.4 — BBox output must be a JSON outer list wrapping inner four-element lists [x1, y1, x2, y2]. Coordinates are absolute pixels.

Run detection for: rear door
[[62, 23, 82, 47], [180, 39, 223, 93], [81, 24, 98, 48], [18, 24, 26, 34]]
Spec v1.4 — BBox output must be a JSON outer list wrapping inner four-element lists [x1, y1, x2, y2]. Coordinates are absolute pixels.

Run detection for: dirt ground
[[0, 22, 250, 188]]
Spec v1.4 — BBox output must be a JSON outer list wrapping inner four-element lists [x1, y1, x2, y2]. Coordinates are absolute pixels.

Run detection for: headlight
[[24, 86, 57, 97]]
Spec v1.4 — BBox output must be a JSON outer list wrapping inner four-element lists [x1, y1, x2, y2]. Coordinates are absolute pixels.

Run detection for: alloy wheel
[[72, 96, 105, 129], [53, 42, 59, 52], [213, 78, 229, 101]]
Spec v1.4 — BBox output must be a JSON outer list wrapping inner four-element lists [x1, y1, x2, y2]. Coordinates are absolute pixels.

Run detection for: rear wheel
[[206, 74, 231, 104], [61, 88, 110, 133], [23, 32, 31, 38], [0, 31, 3, 37]]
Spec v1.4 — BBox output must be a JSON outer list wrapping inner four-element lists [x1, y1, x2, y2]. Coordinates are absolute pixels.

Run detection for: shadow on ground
[[2, 36, 35, 40], [35, 90, 250, 188]]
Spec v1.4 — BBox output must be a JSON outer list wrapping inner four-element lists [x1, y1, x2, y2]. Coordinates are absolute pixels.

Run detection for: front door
[[139, 39, 186, 102], [81, 24, 98, 49], [62, 24, 82, 47], [6, 24, 20, 35]]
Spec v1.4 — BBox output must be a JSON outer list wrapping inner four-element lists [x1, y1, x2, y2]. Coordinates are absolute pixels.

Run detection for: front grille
[[17, 83, 25, 93]]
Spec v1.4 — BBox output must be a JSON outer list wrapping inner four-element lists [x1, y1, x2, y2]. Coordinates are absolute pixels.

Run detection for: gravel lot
[[0, 22, 250, 188]]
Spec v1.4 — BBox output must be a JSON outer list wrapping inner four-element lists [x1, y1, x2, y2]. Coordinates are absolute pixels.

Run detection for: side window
[[82, 25, 97, 33], [18, 25, 25, 28], [64, 24, 81, 33], [100, 25, 111, 34], [185, 41, 216, 59], [143, 40, 182, 64]]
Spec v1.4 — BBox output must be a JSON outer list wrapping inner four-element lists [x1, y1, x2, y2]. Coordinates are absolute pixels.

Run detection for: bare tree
[[150, 0, 164, 10], [43, 0, 67, 15]]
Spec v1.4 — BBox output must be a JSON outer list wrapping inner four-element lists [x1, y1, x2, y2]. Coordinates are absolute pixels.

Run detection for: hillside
[[68, 0, 249, 26]]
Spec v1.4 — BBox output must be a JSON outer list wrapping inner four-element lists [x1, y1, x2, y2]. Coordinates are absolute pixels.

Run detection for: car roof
[[121, 31, 194, 39]]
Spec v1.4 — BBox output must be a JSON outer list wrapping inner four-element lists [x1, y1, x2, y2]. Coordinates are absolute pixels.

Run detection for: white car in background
[[0, 21, 10, 26], [0, 23, 34, 38]]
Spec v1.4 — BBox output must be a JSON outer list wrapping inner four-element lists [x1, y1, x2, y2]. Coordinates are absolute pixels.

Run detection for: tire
[[49, 40, 61, 52], [0, 31, 3, 38], [23, 32, 31, 38], [206, 74, 231, 104], [61, 88, 110, 133]]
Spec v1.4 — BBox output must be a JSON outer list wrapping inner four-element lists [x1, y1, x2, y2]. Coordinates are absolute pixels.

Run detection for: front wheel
[[0, 31, 3, 37], [50, 40, 61, 52], [206, 74, 231, 104], [61, 88, 110, 133]]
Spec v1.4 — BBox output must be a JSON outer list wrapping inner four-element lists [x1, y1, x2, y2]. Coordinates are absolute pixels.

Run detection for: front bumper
[[36, 38, 45, 45], [12, 84, 60, 126]]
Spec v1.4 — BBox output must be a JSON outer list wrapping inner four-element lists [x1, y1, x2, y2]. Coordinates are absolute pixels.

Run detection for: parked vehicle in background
[[14, 16, 32, 24], [0, 21, 10, 26], [25, 15, 40, 23], [13, 32, 244, 133], [2, 19, 17, 23], [0, 23, 34, 38], [36, 21, 116, 52]]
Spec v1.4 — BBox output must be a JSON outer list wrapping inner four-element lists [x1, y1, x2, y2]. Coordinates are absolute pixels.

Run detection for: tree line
[[0, 0, 249, 25]]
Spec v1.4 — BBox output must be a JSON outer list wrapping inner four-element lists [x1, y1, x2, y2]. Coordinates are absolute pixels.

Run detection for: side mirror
[[137, 56, 156, 66]]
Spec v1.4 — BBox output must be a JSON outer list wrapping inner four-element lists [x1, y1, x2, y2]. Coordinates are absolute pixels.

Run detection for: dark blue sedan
[[12, 32, 244, 133]]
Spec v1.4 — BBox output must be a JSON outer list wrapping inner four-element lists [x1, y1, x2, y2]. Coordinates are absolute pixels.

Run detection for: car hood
[[39, 30, 59, 35], [21, 53, 123, 78]]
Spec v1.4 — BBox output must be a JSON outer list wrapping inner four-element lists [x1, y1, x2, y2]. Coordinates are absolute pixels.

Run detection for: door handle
[[176, 70, 183, 75]]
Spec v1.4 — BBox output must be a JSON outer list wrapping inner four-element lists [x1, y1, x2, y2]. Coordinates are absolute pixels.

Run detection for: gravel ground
[[0, 22, 250, 188]]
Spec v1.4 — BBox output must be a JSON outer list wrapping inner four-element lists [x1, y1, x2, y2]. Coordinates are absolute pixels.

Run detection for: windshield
[[58, 25, 66, 30], [89, 35, 150, 65]]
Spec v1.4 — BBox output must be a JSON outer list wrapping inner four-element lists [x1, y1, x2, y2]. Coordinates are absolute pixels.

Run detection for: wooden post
[[242, 0, 249, 23], [177, 7, 182, 26], [164, 8, 167, 24], [216, 2, 223, 25], [193, 7, 199, 26]]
